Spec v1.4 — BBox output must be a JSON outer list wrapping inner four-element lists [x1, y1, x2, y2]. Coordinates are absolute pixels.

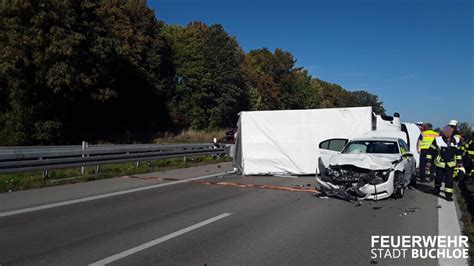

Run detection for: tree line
[[0, 0, 385, 145]]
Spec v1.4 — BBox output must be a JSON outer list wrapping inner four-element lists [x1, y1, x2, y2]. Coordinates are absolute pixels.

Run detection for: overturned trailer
[[233, 106, 420, 176], [234, 107, 372, 175]]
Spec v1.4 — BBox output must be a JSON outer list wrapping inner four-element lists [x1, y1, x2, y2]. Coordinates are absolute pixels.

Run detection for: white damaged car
[[316, 137, 416, 203]]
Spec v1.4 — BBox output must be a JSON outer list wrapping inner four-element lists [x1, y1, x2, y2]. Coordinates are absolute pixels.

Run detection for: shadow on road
[[458, 180, 474, 221], [412, 182, 435, 195]]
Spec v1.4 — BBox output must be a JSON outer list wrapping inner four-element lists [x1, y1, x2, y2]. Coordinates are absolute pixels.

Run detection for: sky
[[149, 0, 473, 128]]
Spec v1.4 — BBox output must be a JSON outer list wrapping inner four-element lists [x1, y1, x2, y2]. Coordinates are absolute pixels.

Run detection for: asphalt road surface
[[0, 162, 466, 265]]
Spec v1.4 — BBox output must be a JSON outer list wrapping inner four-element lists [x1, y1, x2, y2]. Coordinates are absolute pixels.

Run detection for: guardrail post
[[95, 164, 99, 175], [147, 160, 151, 167], [38, 156, 48, 178], [81, 141, 87, 175]]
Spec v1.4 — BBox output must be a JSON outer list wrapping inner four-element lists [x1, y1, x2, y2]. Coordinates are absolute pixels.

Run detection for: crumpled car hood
[[329, 153, 399, 170]]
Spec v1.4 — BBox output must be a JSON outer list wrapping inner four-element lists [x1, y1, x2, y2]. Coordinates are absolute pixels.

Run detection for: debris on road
[[399, 207, 420, 216]]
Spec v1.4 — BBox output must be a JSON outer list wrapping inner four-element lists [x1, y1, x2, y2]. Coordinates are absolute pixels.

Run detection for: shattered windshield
[[341, 140, 399, 154]]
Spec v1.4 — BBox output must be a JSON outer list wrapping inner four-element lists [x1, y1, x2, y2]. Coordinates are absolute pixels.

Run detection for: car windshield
[[341, 140, 399, 154]]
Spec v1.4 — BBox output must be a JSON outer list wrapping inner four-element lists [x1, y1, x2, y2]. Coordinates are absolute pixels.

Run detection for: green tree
[[0, 1, 386, 144], [0, 0, 173, 145], [351, 90, 386, 114], [163, 22, 246, 129], [458, 122, 472, 137], [245, 48, 311, 110], [242, 51, 280, 110]]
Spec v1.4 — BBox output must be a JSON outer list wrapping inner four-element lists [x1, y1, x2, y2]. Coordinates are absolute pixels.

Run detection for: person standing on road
[[417, 123, 438, 182], [447, 119, 467, 181], [448, 119, 462, 146], [461, 128, 474, 181], [426, 126, 464, 201]]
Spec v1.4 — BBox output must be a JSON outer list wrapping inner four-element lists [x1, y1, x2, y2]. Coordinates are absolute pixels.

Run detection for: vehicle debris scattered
[[399, 207, 420, 216]]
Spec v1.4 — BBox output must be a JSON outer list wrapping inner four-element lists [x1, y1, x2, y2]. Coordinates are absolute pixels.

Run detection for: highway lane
[[0, 163, 445, 265]]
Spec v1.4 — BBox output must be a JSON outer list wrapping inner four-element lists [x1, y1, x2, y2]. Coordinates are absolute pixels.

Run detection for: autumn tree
[[162, 22, 247, 129], [0, 2, 386, 145], [0, 0, 173, 144]]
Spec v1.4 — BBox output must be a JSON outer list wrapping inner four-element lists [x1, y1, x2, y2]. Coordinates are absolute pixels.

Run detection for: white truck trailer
[[233, 106, 420, 175]]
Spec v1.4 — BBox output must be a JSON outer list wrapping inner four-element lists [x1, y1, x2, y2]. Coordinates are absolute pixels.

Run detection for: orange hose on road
[[197, 180, 318, 193], [125, 175, 319, 193]]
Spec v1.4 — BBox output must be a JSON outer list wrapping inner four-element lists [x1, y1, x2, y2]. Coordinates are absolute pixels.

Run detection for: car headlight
[[326, 167, 341, 177], [375, 170, 391, 182]]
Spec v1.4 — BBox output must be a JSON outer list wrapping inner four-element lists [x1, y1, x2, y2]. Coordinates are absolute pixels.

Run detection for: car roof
[[350, 137, 400, 142]]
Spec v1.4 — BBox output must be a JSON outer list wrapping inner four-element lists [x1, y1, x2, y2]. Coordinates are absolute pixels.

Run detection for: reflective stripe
[[434, 157, 456, 168], [420, 130, 439, 150], [456, 155, 462, 160], [426, 154, 432, 159], [420, 131, 439, 149], [445, 187, 453, 193], [469, 150, 474, 155]]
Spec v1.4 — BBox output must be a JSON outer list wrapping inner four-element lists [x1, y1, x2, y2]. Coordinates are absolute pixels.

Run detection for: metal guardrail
[[0, 143, 227, 174]]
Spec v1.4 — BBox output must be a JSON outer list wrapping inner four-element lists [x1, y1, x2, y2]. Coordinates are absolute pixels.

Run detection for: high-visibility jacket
[[462, 139, 474, 175], [420, 130, 439, 150], [454, 134, 462, 147], [426, 136, 462, 169], [461, 139, 473, 156]]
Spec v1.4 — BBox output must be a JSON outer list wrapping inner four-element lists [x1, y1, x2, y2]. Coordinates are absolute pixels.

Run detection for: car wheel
[[393, 171, 405, 199], [409, 167, 417, 188], [393, 186, 404, 199]]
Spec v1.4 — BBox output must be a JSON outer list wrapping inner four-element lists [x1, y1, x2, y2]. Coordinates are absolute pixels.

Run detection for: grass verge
[[456, 181, 474, 261], [154, 129, 229, 143], [0, 155, 231, 193]]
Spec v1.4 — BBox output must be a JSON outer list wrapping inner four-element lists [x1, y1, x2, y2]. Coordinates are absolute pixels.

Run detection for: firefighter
[[461, 128, 474, 180], [426, 126, 463, 201], [448, 119, 462, 146], [417, 123, 438, 182]]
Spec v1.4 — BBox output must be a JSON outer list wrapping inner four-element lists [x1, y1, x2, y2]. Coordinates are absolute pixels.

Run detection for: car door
[[318, 138, 349, 175], [398, 139, 415, 185]]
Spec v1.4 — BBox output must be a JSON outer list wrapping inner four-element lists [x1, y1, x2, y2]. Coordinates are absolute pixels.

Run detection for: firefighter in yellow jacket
[[426, 126, 463, 201], [417, 123, 438, 182], [461, 128, 474, 180]]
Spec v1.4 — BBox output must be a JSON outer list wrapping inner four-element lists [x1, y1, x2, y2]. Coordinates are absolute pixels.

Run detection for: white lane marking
[[90, 212, 232, 265], [0, 172, 225, 218], [438, 194, 468, 266]]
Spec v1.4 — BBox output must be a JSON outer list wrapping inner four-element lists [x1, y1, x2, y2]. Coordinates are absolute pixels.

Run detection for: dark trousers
[[435, 167, 454, 200], [467, 158, 473, 180], [420, 149, 433, 180]]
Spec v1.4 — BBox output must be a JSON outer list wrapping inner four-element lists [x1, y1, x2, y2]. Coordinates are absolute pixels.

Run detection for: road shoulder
[[0, 162, 232, 213]]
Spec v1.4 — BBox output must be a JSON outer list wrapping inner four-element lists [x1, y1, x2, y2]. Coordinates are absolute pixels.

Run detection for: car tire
[[409, 167, 417, 188], [393, 186, 404, 199], [393, 171, 405, 199]]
